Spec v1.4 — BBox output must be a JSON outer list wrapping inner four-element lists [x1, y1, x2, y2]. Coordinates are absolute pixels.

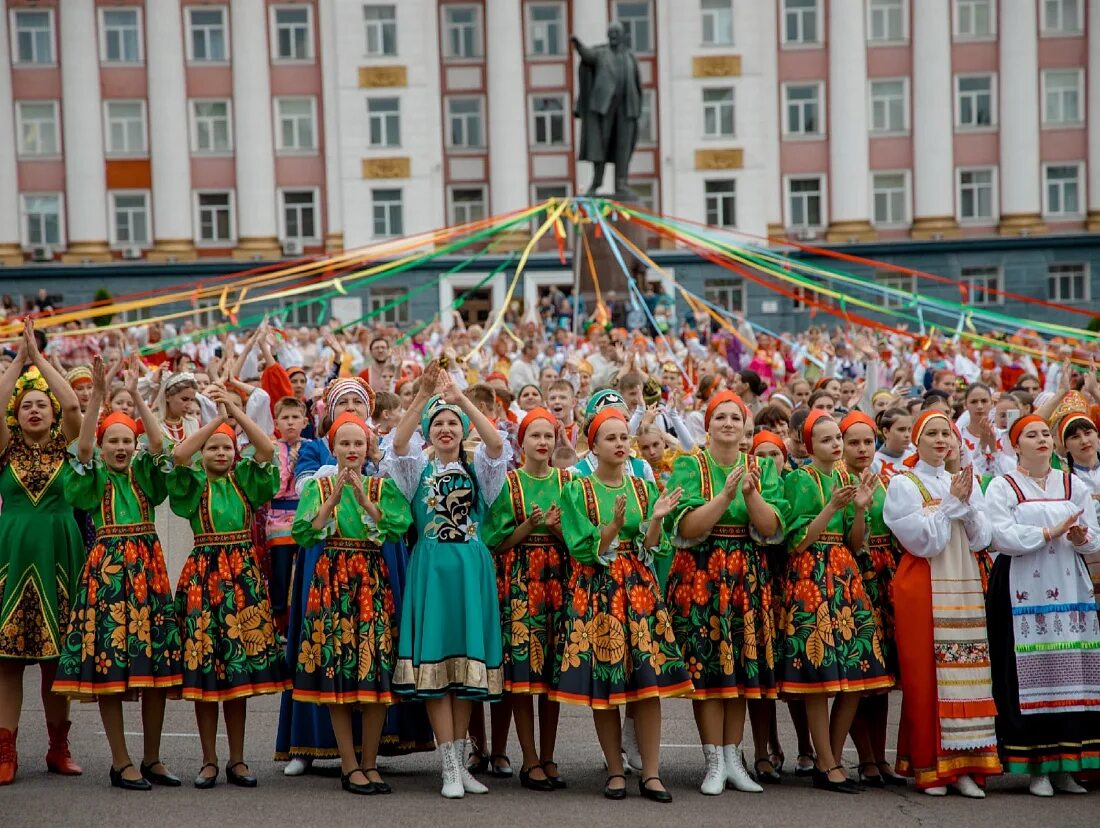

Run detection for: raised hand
[[828, 484, 858, 511], [741, 467, 761, 496], [526, 504, 545, 528], [1052, 509, 1085, 540], [611, 494, 627, 530], [949, 470, 974, 504], [720, 465, 746, 500], [545, 504, 562, 530], [652, 486, 683, 520], [91, 355, 108, 397]]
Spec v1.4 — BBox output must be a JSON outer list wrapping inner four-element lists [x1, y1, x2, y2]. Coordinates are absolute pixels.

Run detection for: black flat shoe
[[754, 758, 782, 784], [362, 767, 391, 794], [603, 773, 627, 800], [341, 768, 377, 796], [639, 776, 672, 803], [520, 764, 555, 792], [466, 749, 489, 775], [877, 762, 908, 786], [857, 762, 885, 789], [226, 761, 257, 788], [488, 753, 513, 778], [542, 760, 567, 789], [193, 762, 218, 790], [110, 763, 152, 791], [812, 766, 861, 794], [140, 760, 181, 787]]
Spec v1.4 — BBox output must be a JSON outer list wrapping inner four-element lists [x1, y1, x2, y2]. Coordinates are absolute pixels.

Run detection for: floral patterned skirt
[[666, 527, 776, 699], [857, 535, 899, 675], [293, 538, 397, 706], [54, 525, 182, 697], [496, 535, 568, 695], [550, 550, 694, 709], [174, 531, 289, 702], [776, 535, 892, 695]]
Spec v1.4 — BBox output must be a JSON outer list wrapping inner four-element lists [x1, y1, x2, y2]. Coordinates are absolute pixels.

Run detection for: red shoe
[[45, 721, 82, 776], [0, 727, 17, 785]]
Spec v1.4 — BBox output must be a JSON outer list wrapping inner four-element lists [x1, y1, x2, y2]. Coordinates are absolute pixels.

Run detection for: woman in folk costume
[[985, 414, 1100, 796], [1049, 392, 1100, 590], [291, 413, 411, 796], [53, 358, 181, 790], [882, 410, 1000, 797], [0, 322, 85, 785], [381, 361, 510, 799], [168, 387, 285, 789], [551, 407, 692, 804], [663, 391, 786, 796], [778, 411, 891, 794], [483, 407, 571, 791]]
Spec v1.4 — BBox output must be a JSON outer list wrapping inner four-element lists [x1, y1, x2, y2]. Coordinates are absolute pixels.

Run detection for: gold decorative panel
[[362, 157, 411, 178], [358, 66, 407, 87], [694, 148, 743, 170], [692, 55, 741, 77]]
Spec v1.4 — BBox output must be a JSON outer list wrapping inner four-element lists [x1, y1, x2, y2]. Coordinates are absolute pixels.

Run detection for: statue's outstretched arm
[[571, 34, 596, 64]]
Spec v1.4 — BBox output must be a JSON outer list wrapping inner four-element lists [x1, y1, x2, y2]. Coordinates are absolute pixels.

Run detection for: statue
[[571, 21, 643, 198]]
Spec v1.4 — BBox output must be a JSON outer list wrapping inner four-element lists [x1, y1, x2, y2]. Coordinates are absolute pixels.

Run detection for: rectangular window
[[961, 265, 1003, 305], [531, 96, 565, 146], [526, 3, 564, 56], [367, 97, 401, 147], [12, 10, 54, 65], [614, 1, 653, 52], [784, 83, 821, 135], [15, 101, 59, 157], [187, 7, 228, 62], [703, 278, 744, 313], [281, 190, 318, 241], [196, 192, 234, 243], [100, 8, 142, 64], [956, 74, 994, 128], [22, 194, 61, 247], [447, 97, 484, 148], [869, 79, 906, 133], [782, 0, 819, 45], [701, 0, 734, 46], [868, 0, 905, 42], [372, 188, 403, 237], [449, 187, 486, 225], [366, 287, 410, 325], [958, 167, 995, 221], [954, 0, 994, 38], [104, 100, 147, 156], [1042, 0, 1083, 34], [190, 100, 233, 153], [363, 5, 397, 56], [276, 98, 316, 151], [110, 192, 150, 246], [1044, 164, 1082, 216], [272, 6, 312, 61], [443, 5, 481, 58], [704, 180, 736, 228], [702, 88, 735, 137], [631, 180, 658, 213], [637, 89, 656, 145], [871, 172, 908, 226], [877, 272, 915, 308], [1043, 70, 1082, 125], [1048, 263, 1088, 301], [532, 183, 570, 202], [787, 176, 822, 227]]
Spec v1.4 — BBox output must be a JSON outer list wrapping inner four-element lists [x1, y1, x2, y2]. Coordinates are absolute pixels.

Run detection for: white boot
[[923, 785, 948, 796], [1051, 772, 1087, 794], [283, 757, 311, 777], [1029, 774, 1054, 797], [699, 745, 725, 796], [723, 744, 763, 793], [623, 717, 642, 774], [951, 774, 986, 798], [455, 740, 489, 794], [439, 742, 464, 799]]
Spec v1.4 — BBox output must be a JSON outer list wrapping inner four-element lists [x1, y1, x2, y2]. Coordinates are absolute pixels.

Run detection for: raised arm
[[76, 356, 108, 463], [0, 340, 27, 455], [25, 320, 81, 441], [441, 371, 502, 458], [127, 356, 162, 457], [392, 361, 439, 456], [570, 34, 597, 64], [172, 412, 226, 466], [217, 387, 275, 464]]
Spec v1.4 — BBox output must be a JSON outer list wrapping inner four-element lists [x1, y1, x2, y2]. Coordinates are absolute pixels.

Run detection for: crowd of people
[[0, 296, 1098, 804]]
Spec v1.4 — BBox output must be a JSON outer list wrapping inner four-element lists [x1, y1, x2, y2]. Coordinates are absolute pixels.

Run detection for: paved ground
[[4, 675, 1095, 828]]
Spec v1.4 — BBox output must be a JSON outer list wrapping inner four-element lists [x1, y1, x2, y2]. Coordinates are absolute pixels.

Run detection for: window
[[877, 272, 916, 308], [1048, 263, 1088, 301], [15, 102, 59, 157], [631, 180, 658, 213], [110, 192, 150, 246], [1042, 0, 1082, 34], [784, 83, 821, 135], [363, 5, 397, 56], [276, 98, 316, 151], [22, 194, 62, 247], [187, 7, 228, 62], [869, 79, 906, 133], [1043, 70, 1082, 125], [787, 176, 822, 227], [1044, 164, 1082, 216], [281, 190, 318, 241], [12, 10, 54, 65], [955, 74, 994, 128], [272, 6, 312, 61], [867, 0, 905, 43], [871, 172, 908, 226], [531, 96, 565, 146], [705, 180, 736, 228], [614, 1, 653, 52], [961, 265, 1003, 305], [702, 88, 735, 137], [447, 97, 484, 148], [190, 100, 232, 153], [367, 97, 401, 147], [637, 89, 656, 145], [532, 183, 571, 203], [526, 3, 564, 56], [449, 187, 486, 225], [100, 8, 142, 64], [782, 0, 819, 45], [701, 0, 733, 46], [443, 5, 481, 58], [196, 192, 234, 243], [954, 0, 994, 38], [104, 101, 147, 156], [372, 189, 403, 237], [367, 287, 410, 325], [958, 167, 995, 221], [703, 278, 744, 313]]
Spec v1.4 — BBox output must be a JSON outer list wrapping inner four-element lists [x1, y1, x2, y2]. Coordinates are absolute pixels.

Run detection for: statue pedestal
[[575, 199, 647, 319]]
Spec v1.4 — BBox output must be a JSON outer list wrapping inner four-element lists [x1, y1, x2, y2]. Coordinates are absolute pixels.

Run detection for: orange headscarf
[[839, 410, 877, 436], [1008, 414, 1045, 448], [704, 390, 749, 431], [802, 409, 832, 454], [587, 408, 627, 447], [903, 410, 951, 467], [752, 430, 787, 462], [327, 413, 370, 452], [96, 412, 138, 444], [518, 407, 557, 447]]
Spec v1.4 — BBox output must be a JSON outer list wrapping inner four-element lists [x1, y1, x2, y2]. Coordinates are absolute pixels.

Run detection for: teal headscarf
[[584, 388, 628, 419], [421, 394, 471, 439]]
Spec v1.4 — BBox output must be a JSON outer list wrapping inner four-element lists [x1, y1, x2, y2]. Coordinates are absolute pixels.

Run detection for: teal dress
[[382, 445, 509, 701]]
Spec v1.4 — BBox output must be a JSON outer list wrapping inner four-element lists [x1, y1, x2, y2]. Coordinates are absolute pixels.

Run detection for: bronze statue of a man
[[571, 21, 643, 198]]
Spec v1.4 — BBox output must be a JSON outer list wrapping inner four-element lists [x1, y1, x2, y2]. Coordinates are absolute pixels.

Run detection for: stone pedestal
[[575, 200, 646, 311]]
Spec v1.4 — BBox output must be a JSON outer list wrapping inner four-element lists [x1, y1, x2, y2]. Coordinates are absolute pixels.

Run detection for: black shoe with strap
[[193, 762, 218, 790], [520, 764, 555, 792], [342, 767, 377, 796], [603, 773, 627, 800], [110, 763, 152, 791], [140, 759, 181, 787], [857, 762, 885, 789], [639, 776, 673, 803], [877, 761, 908, 787], [226, 761, 257, 788], [488, 753, 513, 778], [362, 767, 391, 795], [542, 760, 567, 789], [812, 765, 861, 794], [754, 758, 783, 784]]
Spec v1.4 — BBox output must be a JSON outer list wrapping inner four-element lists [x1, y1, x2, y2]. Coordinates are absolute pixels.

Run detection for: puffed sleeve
[[472, 440, 513, 505], [560, 479, 602, 566], [167, 464, 207, 519], [64, 442, 107, 512], [752, 455, 787, 545], [664, 453, 705, 547], [234, 456, 281, 509], [378, 449, 428, 502], [482, 476, 519, 552], [130, 450, 171, 507], [782, 469, 820, 551], [882, 474, 965, 559], [1071, 477, 1100, 556], [375, 478, 412, 541], [245, 387, 275, 437], [292, 478, 325, 548]]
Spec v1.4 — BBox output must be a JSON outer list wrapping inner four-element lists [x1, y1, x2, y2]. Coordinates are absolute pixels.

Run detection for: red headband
[[286, 366, 305, 378], [839, 410, 877, 437], [802, 409, 832, 453], [1009, 414, 1045, 448], [1059, 412, 1096, 445], [704, 390, 749, 431], [96, 412, 138, 444], [518, 407, 557, 447], [328, 413, 370, 452], [911, 410, 950, 446], [752, 430, 787, 461], [587, 408, 627, 447]]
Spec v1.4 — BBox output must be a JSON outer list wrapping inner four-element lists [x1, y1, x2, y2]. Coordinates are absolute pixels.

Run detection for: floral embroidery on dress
[[423, 465, 477, 542], [2, 431, 66, 504]]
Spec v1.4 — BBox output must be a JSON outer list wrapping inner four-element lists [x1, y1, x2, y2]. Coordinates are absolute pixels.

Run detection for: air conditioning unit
[[121, 246, 143, 260], [31, 246, 53, 262], [282, 239, 303, 256], [796, 228, 818, 241]]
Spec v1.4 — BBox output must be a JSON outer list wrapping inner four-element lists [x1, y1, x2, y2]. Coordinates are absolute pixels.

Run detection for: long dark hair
[[1062, 417, 1099, 474]]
